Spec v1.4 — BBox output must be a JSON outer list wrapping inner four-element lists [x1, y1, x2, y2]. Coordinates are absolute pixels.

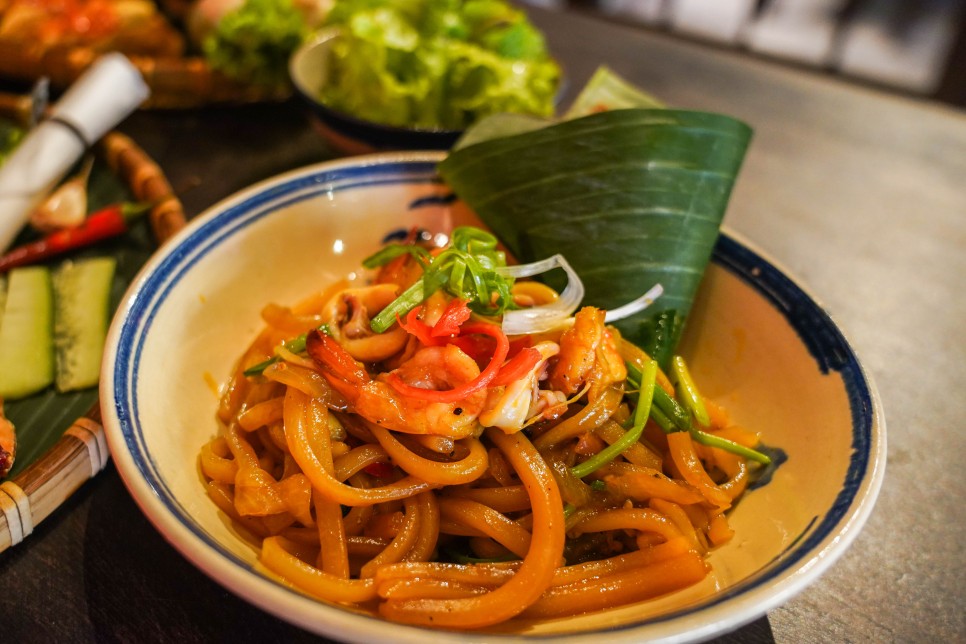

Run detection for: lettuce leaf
[[438, 108, 752, 368], [320, 0, 560, 129], [203, 0, 310, 91]]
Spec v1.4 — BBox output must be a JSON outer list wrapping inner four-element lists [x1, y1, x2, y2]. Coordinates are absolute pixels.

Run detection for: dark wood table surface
[[3, 5, 964, 643]]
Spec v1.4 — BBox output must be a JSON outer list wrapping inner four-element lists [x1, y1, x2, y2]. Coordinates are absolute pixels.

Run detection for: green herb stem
[[691, 429, 772, 464], [670, 355, 711, 427], [649, 403, 676, 433], [625, 358, 771, 465], [571, 359, 658, 479]]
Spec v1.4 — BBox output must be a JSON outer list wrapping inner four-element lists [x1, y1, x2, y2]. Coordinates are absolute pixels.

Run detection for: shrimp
[[306, 331, 485, 438], [320, 284, 409, 363], [0, 401, 15, 479], [548, 307, 627, 398], [480, 341, 563, 433]]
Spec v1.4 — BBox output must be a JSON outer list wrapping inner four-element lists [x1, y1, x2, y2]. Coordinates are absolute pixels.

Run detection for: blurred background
[[521, 0, 966, 108]]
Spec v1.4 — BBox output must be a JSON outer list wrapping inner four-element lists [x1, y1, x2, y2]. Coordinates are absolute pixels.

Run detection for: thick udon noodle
[[199, 253, 762, 629]]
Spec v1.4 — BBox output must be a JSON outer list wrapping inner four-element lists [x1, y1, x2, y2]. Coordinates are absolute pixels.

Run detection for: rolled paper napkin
[[0, 53, 150, 251]]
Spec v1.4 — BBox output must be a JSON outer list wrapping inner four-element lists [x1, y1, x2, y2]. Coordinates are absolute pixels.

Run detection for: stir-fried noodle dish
[[200, 226, 772, 629]]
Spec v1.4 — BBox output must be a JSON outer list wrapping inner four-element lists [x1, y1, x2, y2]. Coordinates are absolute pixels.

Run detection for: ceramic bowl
[[101, 151, 885, 643], [289, 30, 463, 155]]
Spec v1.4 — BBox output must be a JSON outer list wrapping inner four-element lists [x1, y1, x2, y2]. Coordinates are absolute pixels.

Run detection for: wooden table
[[3, 6, 964, 642]]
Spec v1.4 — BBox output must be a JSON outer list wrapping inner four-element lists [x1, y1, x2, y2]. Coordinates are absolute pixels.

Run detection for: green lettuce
[[203, 0, 310, 91], [320, 0, 561, 129]]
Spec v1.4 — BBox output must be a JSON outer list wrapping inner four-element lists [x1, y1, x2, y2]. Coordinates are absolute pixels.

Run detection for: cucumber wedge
[[53, 257, 116, 393], [0, 266, 54, 398]]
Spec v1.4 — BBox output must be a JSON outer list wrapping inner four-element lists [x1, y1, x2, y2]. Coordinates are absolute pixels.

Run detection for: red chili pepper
[[397, 307, 439, 347], [490, 347, 542, 387], [0, 201, 150, 273], [452, 335, 531, 371], [387, 321, 510, 403], [431, 298, 471, 337], [398, 299, 474, 345], [447, 333, 494, 367], [397, 301, 494, 365], [506, 335, 533, 358]]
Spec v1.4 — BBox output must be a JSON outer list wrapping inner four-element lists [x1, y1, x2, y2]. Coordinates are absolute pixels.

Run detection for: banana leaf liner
[[0, 96, 185, 552], [438, 108, 753, 369]]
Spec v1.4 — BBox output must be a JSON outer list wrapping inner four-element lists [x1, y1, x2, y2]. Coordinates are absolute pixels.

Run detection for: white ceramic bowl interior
[[101, 151, 885, 643]]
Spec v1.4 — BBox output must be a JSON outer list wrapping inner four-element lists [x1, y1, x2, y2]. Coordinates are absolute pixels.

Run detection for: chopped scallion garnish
[[366, 226, 515, 333]]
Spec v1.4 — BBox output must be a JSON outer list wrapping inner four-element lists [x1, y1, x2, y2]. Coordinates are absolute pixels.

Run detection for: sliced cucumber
[[0, 266, 54, 398], [53, 257, 116, 393]]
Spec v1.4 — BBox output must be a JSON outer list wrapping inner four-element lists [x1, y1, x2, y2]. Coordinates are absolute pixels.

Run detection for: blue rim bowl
[[101, 151, 885, 643]]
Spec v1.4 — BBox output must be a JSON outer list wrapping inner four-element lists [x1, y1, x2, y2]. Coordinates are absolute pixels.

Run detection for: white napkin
[[0, 53, 150, 251]]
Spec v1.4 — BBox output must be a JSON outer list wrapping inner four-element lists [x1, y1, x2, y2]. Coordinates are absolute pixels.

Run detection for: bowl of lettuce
[[288, 0, 562, 153]]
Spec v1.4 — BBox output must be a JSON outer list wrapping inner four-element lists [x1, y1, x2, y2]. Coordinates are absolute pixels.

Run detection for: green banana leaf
[[2, 155, 157, 479], [437, 107, 752, 369]]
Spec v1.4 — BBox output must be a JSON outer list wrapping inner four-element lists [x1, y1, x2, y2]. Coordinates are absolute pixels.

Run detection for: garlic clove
[[29, 156, 92, 233]]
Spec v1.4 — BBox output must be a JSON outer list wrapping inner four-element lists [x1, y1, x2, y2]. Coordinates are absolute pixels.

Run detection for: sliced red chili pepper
[[387, 321, 509, 403], [397, 307, 439, 347], [453, 334, 530, 369], [398, 299, 474, 347], [490, 347, 542, 387], [506, 335, 533, 359], [431, 298, 471, 337], [448, 333, 494, 367]]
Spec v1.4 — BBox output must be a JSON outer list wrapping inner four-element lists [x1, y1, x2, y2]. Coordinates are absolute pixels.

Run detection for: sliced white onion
[[497, 254, 664, 334], [604, 283, 664, 323], [497, 254, 584, 335]]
